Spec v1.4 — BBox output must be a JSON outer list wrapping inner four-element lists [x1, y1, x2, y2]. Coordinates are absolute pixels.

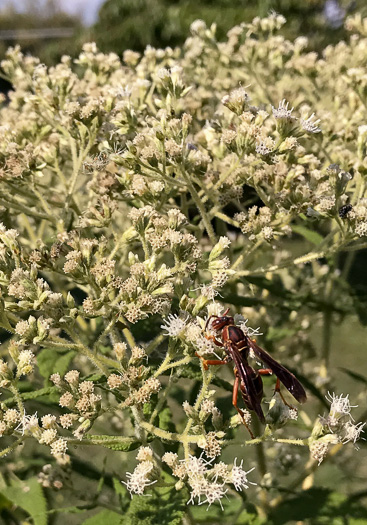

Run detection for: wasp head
[[211, 315, 234, 331]]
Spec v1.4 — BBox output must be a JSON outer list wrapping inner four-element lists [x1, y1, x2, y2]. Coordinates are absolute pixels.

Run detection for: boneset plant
[[0, 12, 366, 524]]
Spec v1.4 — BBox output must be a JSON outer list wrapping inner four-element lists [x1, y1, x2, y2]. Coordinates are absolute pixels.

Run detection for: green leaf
[[0, 475, 47, 525], [82, 509, 123, 525], [268, 487, 367, 524], [266, 326, 297, 342], [129, 314, 162, 342], [125, 484, 188, 525], [220, 293, 262, 307], [85, 435, 141, 452], [0, 492, 12, 512], [292, 225, 323, 245], [175, 362, 202, 381], [37, 348, 76, 382], [338, 367, 367, 385], [243, 275, 289, 298], [158, 406, 175, 433], [83, 373, 105, 383], [113, 477, 130, 510], [213, 376, 233, 393], [3, 386, 59, 406], [191, 495, 261, 524]]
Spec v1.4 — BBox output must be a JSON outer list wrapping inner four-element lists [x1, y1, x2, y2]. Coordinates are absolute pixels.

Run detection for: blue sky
[[1, 0, 106, 25]]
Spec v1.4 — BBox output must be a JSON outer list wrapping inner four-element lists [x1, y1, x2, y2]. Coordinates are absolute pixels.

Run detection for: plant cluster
[[0, 12, 366, 524]]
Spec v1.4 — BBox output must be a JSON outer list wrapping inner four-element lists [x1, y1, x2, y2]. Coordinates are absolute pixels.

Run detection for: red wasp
[[199, 309, 307, 436]]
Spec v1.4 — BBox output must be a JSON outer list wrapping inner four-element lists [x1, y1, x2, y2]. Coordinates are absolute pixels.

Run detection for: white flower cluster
[[320, 392, 365, 447], [123, 447, 157, 496], [162, 453, 255, 509]]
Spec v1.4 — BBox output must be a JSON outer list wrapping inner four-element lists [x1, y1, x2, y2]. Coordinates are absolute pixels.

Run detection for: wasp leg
[[195, 353, 228, 371], [232, 374, 255, 439], [205, 334, 224, 348], [258, 368, 273, 376], [274, 377, 296, 410], [205, 315, 217, 331]]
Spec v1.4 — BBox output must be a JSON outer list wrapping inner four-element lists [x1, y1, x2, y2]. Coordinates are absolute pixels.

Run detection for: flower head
[[272, 99, 295, 120], [326, 392, 357, 419], [15, 412, 40, 436], [300, 113, 321, 133], [230, 459, 256, 491], [123, 460, 156, 496], [160, 313, 188, 337], [342, 421, 365, 446]]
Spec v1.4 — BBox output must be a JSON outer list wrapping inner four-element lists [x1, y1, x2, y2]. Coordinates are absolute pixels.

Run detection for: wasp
[[199, 309, 307, 436]]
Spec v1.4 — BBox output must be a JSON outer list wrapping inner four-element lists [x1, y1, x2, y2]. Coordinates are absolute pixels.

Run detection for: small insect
[[339, 204, 353, 219], [198, 309, 307, 436]]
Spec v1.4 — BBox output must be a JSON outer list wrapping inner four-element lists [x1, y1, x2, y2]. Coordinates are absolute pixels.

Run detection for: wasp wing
[[228, 343, 265, 423], [247, 338, 307, 404]]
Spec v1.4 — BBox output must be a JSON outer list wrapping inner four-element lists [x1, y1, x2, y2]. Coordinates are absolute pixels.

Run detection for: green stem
[[149, 372, 173, 424], [0, 198, 50, 221], [9, 383, 25, 416], [0, 437, 24, 458], [67, 436, 138, 447], [181, 364, 215, 457], [131, 406, 147, 444], [253, 418, 269, 511], [145, 334, 165, 356], [153, 354, 192, 378], [236, 250, 326, 276], [31, 185, 53, 217], [140, 421, 202, 445], [121, 324, 136, 350], [231, 240, 264, 271], [181, 169, 217, 244], [63, 328, 109, 376]]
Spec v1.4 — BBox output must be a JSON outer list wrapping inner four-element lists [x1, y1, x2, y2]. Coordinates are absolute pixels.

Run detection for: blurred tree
[[0, 0, 84, 66], [93, 0, 366, 54]]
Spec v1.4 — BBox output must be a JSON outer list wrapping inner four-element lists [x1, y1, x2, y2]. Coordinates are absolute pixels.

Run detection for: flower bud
[[66, 292, 75, 308], [222, 87, 250, 115], [212, 408, 224, 430], [182, 401, 198, 420], [209, 236, 231, 261], [265, 392, 298, 429]]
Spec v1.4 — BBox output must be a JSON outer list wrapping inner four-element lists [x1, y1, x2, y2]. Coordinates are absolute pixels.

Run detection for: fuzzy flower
[[17, 350, 35, 375], [169, 454, 255, 509], [160, 313, 188, 337], [15, 412, 40, 436], [123, 460, 156, 496], [222, 87, 250, 115], [310, 440, 329, 465], [342, 421, 365, 446], [50, 438, 68, 457], [272, 99, 295, 120], [136, 446, 154, 462], [326, 391, 357, 420], [230, 459, 256, 491], [300, 113, 321, 133], [319, 392, 364, 449], [255, 137, 275, 155], [236, 316, 263, 338]]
